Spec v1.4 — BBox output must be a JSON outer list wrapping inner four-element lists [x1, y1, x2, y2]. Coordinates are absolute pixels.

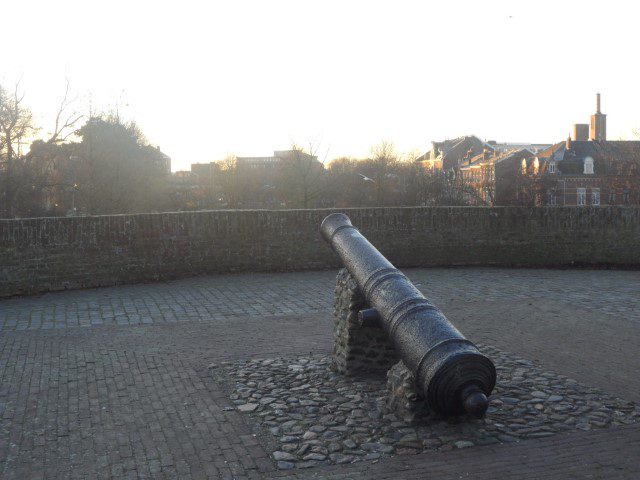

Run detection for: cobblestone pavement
[[1, 268, 640, 479], [1, 268, 639, 332]]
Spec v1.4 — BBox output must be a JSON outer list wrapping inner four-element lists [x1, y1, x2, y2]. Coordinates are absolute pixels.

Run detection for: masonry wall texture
[[1, 206, 640, 298]]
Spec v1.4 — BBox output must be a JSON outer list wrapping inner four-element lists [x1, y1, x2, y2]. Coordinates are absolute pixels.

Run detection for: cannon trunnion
[[321, 213, 496, 417]]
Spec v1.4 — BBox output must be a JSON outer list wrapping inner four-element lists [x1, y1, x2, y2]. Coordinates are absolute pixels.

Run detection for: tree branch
[[48, 79, 83, 143]]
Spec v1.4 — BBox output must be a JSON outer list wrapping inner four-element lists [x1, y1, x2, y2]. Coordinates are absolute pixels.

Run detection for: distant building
[[536, 93, 640, 206], [460, 148, 540, 205], [236, 150, 319, 172], [146, 146, 171, 174], [417, 135, 550, 172], [179, 149, 322, 209], [460, 94, 640, 206], [190, 162, 218, 186], [236, 155, 281, 172], [536, 137, 640, 206], [486, 141, 551, 155], [417, 135, 490, 171]]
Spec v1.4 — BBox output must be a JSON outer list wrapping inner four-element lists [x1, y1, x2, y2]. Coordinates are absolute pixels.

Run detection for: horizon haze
[[4, 0, 640, 170]]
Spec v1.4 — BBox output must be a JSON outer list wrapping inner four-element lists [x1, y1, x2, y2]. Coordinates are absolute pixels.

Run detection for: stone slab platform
[[1, 268, 639, 479]]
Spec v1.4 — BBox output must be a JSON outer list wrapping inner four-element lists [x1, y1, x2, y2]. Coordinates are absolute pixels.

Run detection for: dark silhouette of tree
[[12, 140, 79, 217], [0, 82, 36, 217], [326, 157, 367, 207], [276, 145, 325, 208], [367, 141, 398, 206], [47, 79, 83, 144], [73, 115, 170, 214], [218, 154, 241, 208], [324, 148, 476, 208]]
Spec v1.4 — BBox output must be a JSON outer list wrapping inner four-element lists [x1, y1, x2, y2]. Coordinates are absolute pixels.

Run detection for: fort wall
[[2, 207, 639, 297]]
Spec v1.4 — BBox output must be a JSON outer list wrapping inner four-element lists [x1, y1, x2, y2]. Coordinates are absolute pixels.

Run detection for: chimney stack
[[573, 124, 589, 141], [589, 93, 606, 141], [566, 136, 572, 150]]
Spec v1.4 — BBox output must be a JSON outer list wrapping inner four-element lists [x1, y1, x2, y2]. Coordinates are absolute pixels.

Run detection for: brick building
[[536, 138, 640, 206], [417, 136, 550, 172], [417, 135, 489, 171], [460, 94, 640, 206], [459, 148, 539, 205]]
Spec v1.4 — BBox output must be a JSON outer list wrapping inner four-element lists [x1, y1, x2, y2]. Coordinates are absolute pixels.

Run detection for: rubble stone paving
[[213, 345, 640, 470]]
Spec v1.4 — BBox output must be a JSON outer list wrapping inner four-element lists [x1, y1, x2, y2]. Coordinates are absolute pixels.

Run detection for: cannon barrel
[[321, 213, 496, 417]]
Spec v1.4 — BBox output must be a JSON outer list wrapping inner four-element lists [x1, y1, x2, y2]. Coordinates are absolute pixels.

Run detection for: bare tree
[[326, 157, 367, 207], [368, 140, 398, 206], [218, 154, 240, 208], [48, 79, 83, 144], [0, 81, 36, 217], [277, 144, 325, 208]]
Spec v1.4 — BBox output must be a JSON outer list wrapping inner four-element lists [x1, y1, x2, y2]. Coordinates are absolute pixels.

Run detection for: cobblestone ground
[[2, 268, 638, 332], [1, 268, 640, 479]]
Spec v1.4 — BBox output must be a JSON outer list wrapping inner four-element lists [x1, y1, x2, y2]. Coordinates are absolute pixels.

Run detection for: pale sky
[[4, 0, 640, 171]]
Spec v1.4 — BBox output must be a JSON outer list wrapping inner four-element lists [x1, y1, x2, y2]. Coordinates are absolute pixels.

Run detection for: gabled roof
[[432, 135, 494, 169], [537, 142, 565, 161], [459, 148, 534, 170], [568, 141, 640, 162], [538, 140, 640, 175], [493, 148, 536, 165]]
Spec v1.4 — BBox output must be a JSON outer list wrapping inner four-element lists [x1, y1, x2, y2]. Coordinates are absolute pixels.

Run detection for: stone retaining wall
[[1, 206, 639, 297]]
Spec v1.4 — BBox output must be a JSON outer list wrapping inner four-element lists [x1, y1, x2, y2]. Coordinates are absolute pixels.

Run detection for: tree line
[[0, 81, 174, 218], [201, 141, 477, 211], [1, 81, 479, 218]]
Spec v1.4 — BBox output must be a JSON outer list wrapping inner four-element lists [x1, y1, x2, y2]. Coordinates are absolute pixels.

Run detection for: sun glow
[[4, 0, 640, 171]]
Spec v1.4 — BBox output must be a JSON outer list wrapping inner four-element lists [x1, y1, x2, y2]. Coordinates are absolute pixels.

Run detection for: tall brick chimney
[[589, 93, 607, 141], [573, 124, 589, 141]]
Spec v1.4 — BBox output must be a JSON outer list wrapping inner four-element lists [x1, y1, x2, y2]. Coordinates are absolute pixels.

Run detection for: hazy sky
[[4, 0, 639, 171]]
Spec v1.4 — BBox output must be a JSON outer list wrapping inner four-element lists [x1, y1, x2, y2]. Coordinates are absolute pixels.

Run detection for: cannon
[[321, 213, 496, 417]]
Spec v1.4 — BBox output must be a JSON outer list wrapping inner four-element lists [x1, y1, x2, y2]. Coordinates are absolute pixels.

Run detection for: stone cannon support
[[331, 268, 399, 375]]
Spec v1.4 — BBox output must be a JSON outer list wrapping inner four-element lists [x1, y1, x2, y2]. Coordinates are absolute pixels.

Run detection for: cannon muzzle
[[321, 213, 496, 417]]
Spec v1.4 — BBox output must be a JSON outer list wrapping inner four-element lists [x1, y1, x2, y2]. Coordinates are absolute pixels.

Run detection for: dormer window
[[584, 157, 594, 174], [521, 158, 527, 175], [533, 157, 539, 175], [548, 161, 556, 174]]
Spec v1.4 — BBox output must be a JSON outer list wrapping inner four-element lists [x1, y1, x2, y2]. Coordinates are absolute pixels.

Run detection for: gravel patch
[[211, 345, 639, 469]]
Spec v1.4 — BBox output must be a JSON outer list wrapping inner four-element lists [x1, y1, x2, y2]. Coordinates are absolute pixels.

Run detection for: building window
[[521, 158, 527, 175], [591, 188, 600, 206], [623, 188, 630, 204], [577, 188, 586, 206], [548, 190, 557, 205], [533, 157, 539, 175], [609, 191, 616, 205], [584, 157, 594, 175], [548, 162, 556, 174]]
